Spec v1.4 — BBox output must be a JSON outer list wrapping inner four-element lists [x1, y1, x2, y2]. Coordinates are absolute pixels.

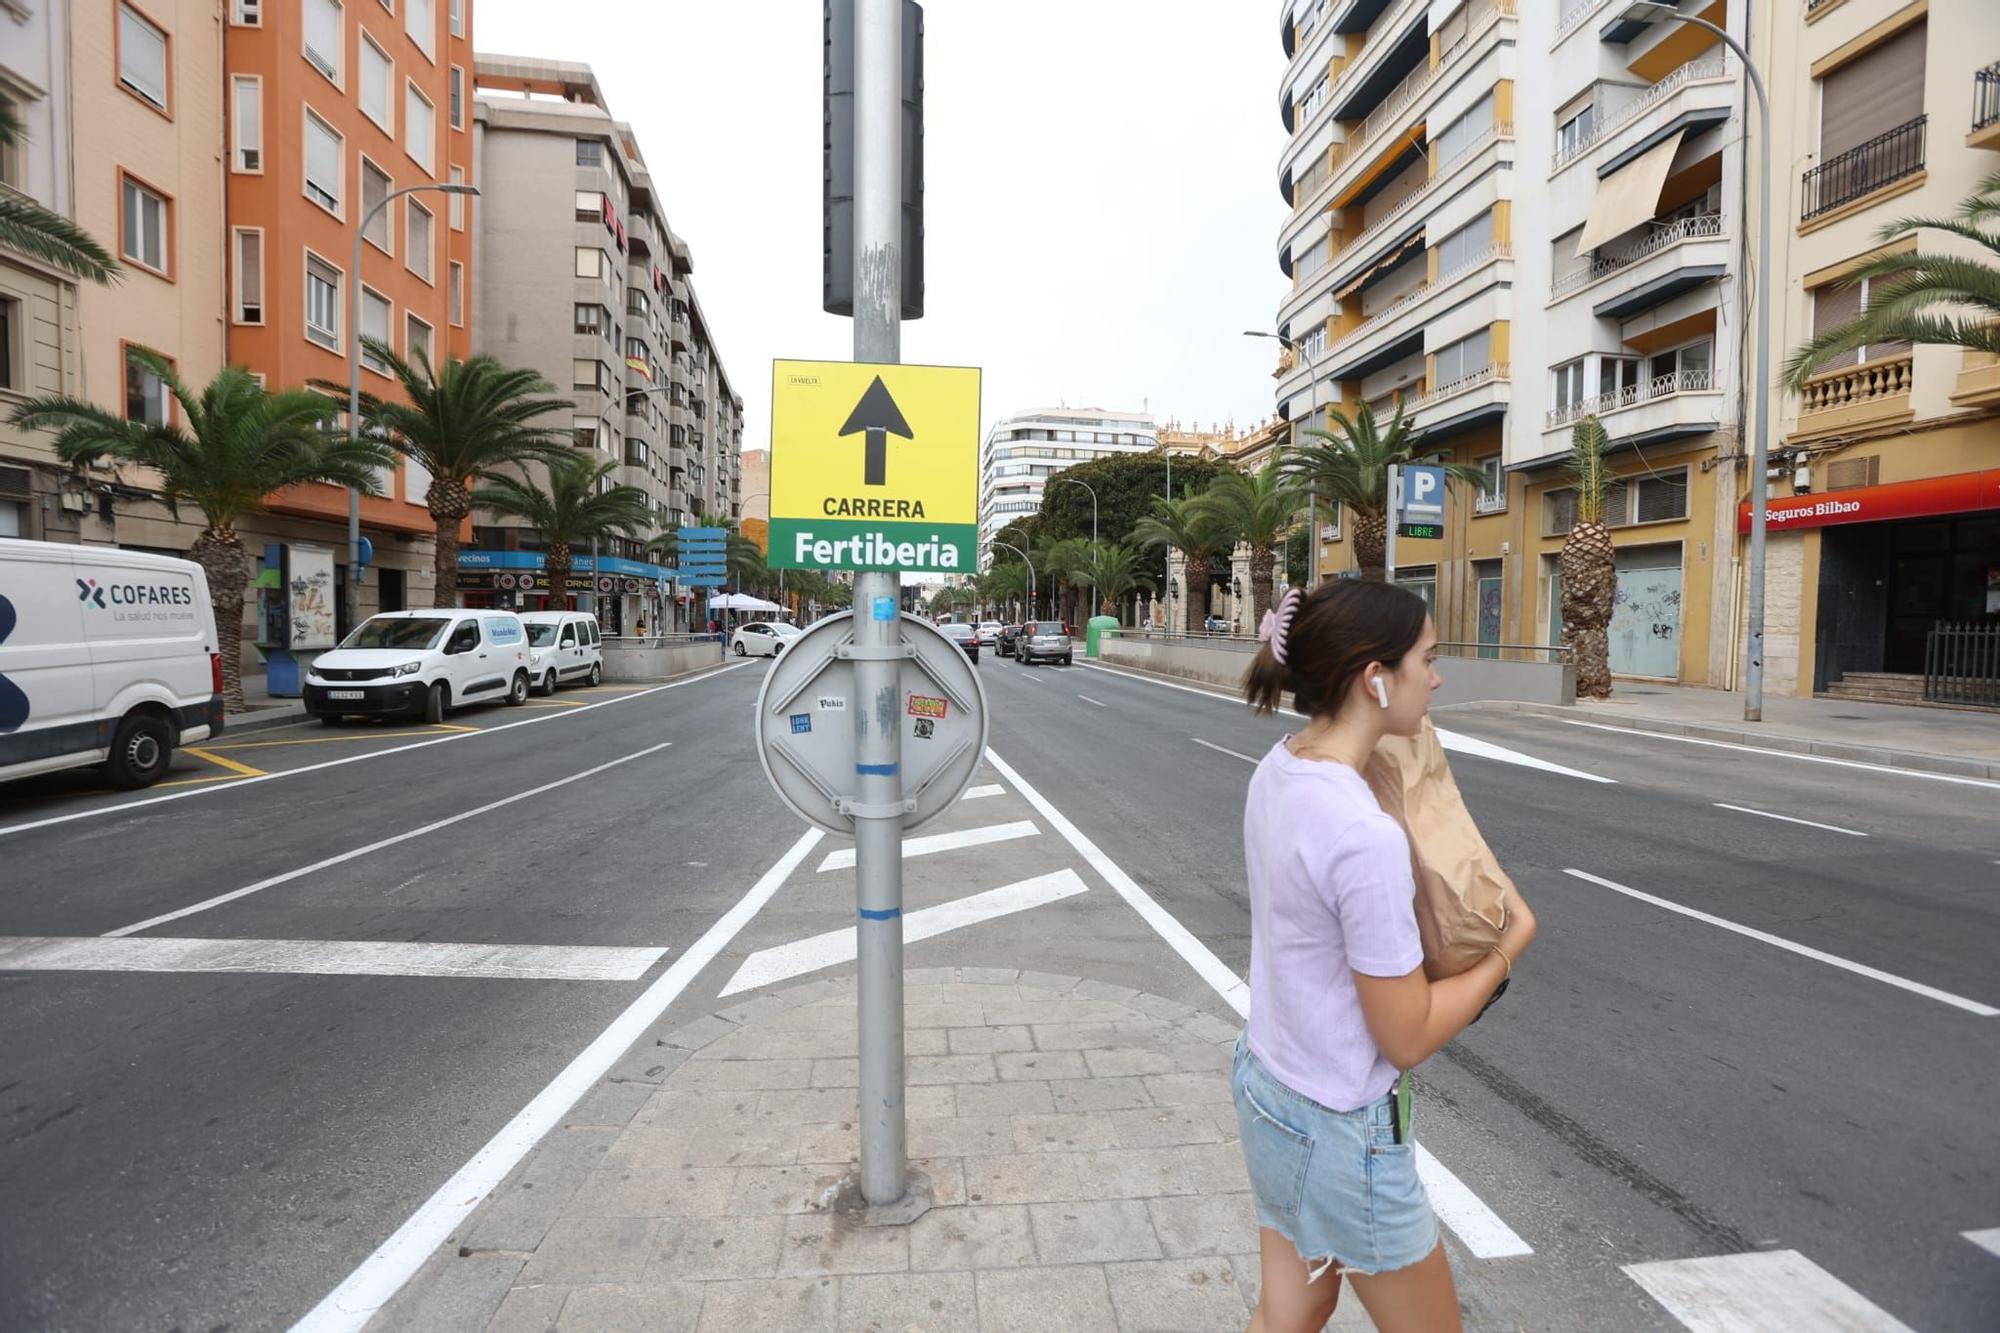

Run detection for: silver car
[[1017, 620, 1072, 666], [976, 620, 1002, 648]]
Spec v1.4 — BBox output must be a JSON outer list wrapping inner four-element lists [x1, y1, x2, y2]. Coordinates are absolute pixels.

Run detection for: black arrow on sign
[[838, 375, 913, 487]]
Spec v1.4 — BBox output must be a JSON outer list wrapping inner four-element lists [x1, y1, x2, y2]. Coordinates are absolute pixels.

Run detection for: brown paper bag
[[1361, 718, 1512, 980]]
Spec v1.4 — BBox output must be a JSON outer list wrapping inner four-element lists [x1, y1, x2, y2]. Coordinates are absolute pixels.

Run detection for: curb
[[1462, 700, 2000, 780], [217, 703, 311, 738]]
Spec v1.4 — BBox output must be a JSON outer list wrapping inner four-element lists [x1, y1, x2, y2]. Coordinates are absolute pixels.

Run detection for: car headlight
[[393, 661, 424, 677]]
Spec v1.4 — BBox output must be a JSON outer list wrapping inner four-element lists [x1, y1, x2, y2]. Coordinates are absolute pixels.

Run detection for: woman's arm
[[1353, 893, 1536, 1072]]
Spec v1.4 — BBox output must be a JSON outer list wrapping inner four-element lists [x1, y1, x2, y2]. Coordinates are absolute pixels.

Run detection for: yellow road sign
[[769, 359, 981, 572]]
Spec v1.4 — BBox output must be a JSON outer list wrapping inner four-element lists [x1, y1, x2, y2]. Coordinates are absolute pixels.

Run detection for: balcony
[[1553, 214, 1729, 320], [1555, 0, 1612, 43], [1406, 362, 1511, 437], [1972, 63, 2000, 150], [1545, 368, 1723, 445], [1474, 489, 1508, 515], [1321, 244, 1511, 381], [1801, 116, 1926, 223], [1552, 54, 1731, 174], [1793, 354, 1915, 440]]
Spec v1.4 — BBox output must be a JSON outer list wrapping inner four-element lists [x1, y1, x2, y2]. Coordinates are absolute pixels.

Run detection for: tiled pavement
[[371, 969, 1378, 1331]]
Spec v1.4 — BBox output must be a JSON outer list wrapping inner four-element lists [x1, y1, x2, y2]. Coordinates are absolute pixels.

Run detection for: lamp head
[[1617, 2, 1681, 25]]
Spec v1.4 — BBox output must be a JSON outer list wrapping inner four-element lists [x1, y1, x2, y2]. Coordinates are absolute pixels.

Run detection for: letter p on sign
[[1401, 465, 1446, 519]]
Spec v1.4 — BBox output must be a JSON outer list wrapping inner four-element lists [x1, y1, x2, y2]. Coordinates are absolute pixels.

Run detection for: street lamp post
[[1618, 2, 1771, 720], [347, 180, 479, 632], [1057, 475, 1098, 616], [989, 538, 1034, 622], [1245, 330, 1319, 588]]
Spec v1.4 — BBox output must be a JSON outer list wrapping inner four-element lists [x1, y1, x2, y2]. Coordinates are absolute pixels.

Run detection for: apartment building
[[1273, 0, 1749, 683], [1755, 2, 2000, 702], [470, 57, 741, 632], [978, 407, 1158, 563]]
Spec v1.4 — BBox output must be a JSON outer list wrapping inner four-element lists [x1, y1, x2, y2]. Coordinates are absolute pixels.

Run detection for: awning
[[1576, 130, 1684, 252], [1334, 227, 1425, 301], [708, 593, 782, 612]]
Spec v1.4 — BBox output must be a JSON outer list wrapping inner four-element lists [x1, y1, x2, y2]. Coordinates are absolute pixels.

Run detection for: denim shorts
[[1231, 1035, 1439, 1278]]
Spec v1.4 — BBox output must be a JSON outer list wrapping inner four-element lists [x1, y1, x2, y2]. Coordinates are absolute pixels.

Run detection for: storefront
[[455, 551, 682, 634], [1740, 469, 2000, 689]]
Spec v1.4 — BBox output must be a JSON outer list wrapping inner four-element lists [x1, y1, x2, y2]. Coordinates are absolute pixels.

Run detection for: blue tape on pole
[[858, 907, 901, 921], [873, 596, 897, 621], [855, 762, 898, 775]]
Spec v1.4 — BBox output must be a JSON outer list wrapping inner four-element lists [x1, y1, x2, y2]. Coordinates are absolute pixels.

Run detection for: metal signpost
[[754, 0, 968, 1216], [1384, 463, 1445, 585]]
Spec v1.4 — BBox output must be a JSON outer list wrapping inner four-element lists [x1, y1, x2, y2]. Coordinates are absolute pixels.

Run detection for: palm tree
[[1284, 404, 1485, 581], [1189, 461, 1304, 625], [1132, 494, 1231, 635], [0, 103, 119, 283], [983, 562, 1030, 622], [327, 339, 573, 607], [1076, 540, 1154, 620], [1785, 168, 2000, 388], [1558, 416, 1617, 699], [1043, 536, 1092, 627], [9, 354, 392, 710], [471, 455, 653, 615]]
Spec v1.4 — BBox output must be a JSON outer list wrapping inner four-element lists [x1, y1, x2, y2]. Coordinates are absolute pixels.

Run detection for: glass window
[[360, 35, 392, 130], [449, 262, 464, 326], [306, 255, 340, 347], [575, 247, 603, 279], [406, 314, 432, 364], [305, 112, 342, 213], [574, 303, 604, 335], [448, 165, 466, 229], [119, 4, 169, 110], [576, 138, 601, 167], [1556, 101, 1595, 158], [1434, 93, 1494, 167], [233, 0, 263, 24], [304, 0, 343, 84], [120, 176, 168, 271], [449, 0, 463, 35], [360, 159, 392, 251], [360, 288, 392, 372], [405, 198, 433, 281], [125, 349, 170, 426], [576, 190, 604, 218], [405, 0, 434, 57], [1551, 358, 1585, 411], [233, 229, 262, 323], [232, 78, 262, 171], [1433, 327, 1490, 386], [573, 417, 600, 449], [449, 66, 464, 128], [1435, 209, 1493, 276], [573, 359, 609, 392], [405, 83, 434, 170]]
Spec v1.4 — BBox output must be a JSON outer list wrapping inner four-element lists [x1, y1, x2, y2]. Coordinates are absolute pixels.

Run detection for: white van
[[0, 536, 223, 789], [304, 608, 532, 724], [520, 610, 604, 695]]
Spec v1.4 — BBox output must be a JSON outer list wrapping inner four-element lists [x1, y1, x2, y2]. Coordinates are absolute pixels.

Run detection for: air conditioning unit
[[58, 490, 86, 513]]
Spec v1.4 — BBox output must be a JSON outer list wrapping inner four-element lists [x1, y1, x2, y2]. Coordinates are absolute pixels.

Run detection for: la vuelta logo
[[77, 578, 106, 609], [0, 595, 29, 733]]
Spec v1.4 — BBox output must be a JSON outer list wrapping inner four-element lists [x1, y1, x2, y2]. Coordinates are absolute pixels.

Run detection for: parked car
[[976, 621, 1002, 648], [997, 624, 1023, 657], [521, 610, 604, 695], [0, 536, 223, 789], [304, 609, 532, 725], [1202, 615, 1232, 635], [731, 621, 800, 658], [939, 621, 980, 663], [1017, 620, 1073, 666]]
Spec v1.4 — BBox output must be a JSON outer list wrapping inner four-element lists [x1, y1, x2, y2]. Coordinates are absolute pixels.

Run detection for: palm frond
[[0, 195, 121, 284]]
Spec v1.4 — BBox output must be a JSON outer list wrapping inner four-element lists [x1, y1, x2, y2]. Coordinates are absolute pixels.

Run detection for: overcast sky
[[477, 0, 1291, 455]]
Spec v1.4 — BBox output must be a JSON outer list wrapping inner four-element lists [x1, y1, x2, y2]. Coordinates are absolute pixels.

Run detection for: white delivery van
[[304, 608, 533, 724], [519, 610, 604, 694], [0, 536, 224, 789]]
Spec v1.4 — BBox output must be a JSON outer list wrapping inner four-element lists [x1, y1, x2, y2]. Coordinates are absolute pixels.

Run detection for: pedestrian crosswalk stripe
[[1624, 1250, 1917, 1332], [815, 819, 1039, 872], [1965, 1228, 2000, 1260], [0, 936, 668, 982], [719, 868, 1089, 997], [960, 784, 1005, 801]]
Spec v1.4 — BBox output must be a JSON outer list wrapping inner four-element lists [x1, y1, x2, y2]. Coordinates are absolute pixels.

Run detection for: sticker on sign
[[907, 694, 948, 720]]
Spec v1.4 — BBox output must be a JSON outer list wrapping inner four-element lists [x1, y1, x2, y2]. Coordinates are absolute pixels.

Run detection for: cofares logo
[[76, 576, 194, 611], [0, 594, 29, 733], [77, 578, 106, 608]]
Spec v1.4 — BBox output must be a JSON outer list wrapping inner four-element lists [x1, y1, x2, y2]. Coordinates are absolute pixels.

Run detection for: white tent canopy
[[707, 592, 783, 613]]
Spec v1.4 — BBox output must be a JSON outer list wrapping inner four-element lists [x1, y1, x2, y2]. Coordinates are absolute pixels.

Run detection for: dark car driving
[[939, 621, 980, 663], [998, 624, 1023, 657]]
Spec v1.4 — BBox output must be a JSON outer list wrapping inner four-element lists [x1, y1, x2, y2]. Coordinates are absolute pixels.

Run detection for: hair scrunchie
[[1258, 586, 1302, 667]]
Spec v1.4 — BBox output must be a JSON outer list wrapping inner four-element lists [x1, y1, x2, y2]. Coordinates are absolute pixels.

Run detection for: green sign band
[[769, 518, 976, 573], [1398, 522, 1444, 540]]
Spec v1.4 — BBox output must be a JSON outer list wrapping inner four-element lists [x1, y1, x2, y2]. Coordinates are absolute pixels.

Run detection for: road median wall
[[602, 638, 727, 683], [1098, 632, 1575, 708]]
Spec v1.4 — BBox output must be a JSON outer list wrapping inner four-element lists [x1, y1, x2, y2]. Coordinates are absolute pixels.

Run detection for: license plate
[[328, 689, 365, 700]]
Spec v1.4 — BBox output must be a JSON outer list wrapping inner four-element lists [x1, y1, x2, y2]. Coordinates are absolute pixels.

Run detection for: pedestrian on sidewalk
[[1236, 580, 1536, 1333]]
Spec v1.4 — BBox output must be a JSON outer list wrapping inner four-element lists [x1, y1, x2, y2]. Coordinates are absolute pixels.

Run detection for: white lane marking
[[815, 819, 1039, 872], [1076, 694, 1107, 708], [0, 936, 667, 982], [1564, 869, 1999, 1018], [291, 826, 825, 1333], [1560, 719, 2000, 790], [1714, 803, 1869, 837], [1624, 1250, 1917, 1332], [1192, 738, 1260, 765], [720, 868, 1089, 997], [961, 784, 1005, 801], [106, 743, 674, 938], [1963, 1228, 2000, 1259], [984, 747, 1532, 1259], [0, 661, 752, 839], [1075, 661, 1613, 783]]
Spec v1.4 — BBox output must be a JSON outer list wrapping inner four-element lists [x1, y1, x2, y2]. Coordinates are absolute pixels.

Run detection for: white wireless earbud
[[1372, 676, 1390, 710]]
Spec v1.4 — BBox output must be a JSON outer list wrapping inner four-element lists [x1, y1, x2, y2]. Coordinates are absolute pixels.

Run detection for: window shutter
[[1818, 22, 1927, 160], [1811, 281, 1864, 372]]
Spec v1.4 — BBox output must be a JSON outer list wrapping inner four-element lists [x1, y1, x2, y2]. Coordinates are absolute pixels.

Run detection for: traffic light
[[824, 0, 924, 320]]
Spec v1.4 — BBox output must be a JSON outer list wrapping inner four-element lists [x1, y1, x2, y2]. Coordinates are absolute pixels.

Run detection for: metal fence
[[1924, 622, 2000, 708], [1436, 641, 1572, 665], [1801, 116, 1926, 221], [1977, 62, 2000, 134]]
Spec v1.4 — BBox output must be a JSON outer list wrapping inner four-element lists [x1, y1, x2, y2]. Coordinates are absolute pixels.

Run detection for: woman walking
[[1234, 580, 1535, 1332]]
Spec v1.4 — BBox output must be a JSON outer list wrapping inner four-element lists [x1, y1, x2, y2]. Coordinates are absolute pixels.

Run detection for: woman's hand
[[1500, 890, 1537, 965]]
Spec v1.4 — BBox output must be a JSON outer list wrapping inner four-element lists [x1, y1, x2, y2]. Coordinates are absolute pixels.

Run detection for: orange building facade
[[223, 0, 475, 561]]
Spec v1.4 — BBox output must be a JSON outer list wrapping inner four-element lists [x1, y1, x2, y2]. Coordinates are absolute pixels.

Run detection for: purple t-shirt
[[1244, 739, 1423, 1113]]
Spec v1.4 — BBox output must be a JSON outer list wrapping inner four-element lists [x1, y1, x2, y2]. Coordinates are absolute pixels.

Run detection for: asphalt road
[[1, 649, 1995, 1331]]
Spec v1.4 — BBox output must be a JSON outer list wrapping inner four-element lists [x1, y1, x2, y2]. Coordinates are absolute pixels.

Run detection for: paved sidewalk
[[372, 969, 1385, 1332], [230, 672, 309, 734], [1460, 682, 2000, 779]]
